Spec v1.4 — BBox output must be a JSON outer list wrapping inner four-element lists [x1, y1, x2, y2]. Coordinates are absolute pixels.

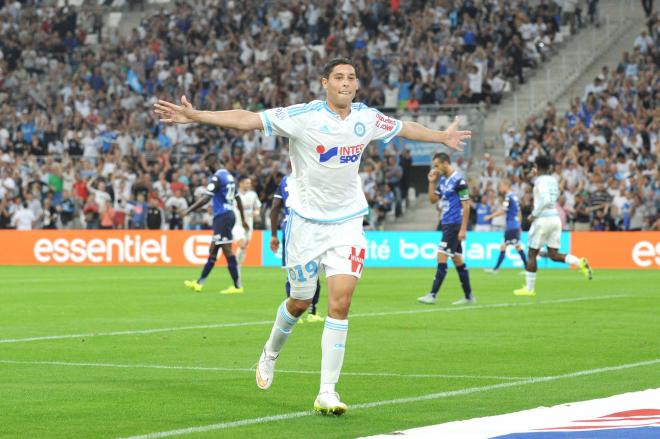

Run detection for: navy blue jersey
[[475, 203, 492, 225], [504, 192, 521, 230], [273, 176, 289, 228], [204, 169, 236, 217], [435, 171, 469, 225]]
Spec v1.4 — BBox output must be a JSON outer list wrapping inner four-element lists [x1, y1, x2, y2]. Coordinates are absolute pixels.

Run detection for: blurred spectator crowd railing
[[1, 0, 656, 232]]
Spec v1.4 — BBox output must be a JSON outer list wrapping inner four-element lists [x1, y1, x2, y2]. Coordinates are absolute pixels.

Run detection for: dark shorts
[[438, 223, 462, 257], [212, 211, 236, 245], [504, 228, 521, 245]]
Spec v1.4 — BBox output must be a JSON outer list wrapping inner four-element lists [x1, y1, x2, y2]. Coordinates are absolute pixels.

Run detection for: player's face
[[433, 158, 448, 176], [322, 64, 358, 108], [240, 178, 251, 192]]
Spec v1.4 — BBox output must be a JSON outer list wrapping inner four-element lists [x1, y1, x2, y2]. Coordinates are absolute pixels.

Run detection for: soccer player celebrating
[[514, 156, 592, 296], [270, 174, 324, 323], [182, 154, 249, 294], [154, 57, 470, 415], [232, 176, 262, 275], [484, 179, 528, 273], [418, 153, 475, 306]]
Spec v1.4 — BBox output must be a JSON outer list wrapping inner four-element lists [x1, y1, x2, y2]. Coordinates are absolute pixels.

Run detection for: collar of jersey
[[323, 100, 351, 120]]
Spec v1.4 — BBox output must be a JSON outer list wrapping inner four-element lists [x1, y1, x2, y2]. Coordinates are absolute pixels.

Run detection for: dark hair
[[204, 153, 220, 164], [322, 57, 358, 79], [433, 152, 451, 163], [535, 155, 554, 172]]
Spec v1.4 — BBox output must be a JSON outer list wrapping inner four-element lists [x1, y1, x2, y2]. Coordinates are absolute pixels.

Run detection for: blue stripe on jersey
[[260, 112, 273, 136], [505, 192, 521, 230], [382, 119, 402, 143], [436, 172, 469, 225], [288, 102, 323, 117], [290, 207, 369, 223]]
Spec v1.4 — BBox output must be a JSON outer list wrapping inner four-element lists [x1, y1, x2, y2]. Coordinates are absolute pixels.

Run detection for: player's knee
[[287, 298, 311, 317], [328, 294, 352, 315]]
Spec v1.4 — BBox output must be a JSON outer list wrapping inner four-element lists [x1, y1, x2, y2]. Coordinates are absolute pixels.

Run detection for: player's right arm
[[154, 96, 262, 131], [269, 197, 282, 253], [182, 194, 210, 217]]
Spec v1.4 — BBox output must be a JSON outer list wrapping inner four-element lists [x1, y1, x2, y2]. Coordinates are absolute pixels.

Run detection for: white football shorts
[[283, 212, 367, 300], [528, 216, 562, 250]]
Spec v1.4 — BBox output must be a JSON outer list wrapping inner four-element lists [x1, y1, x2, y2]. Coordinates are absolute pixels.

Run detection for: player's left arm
[[458, 182, 471, 241], [398, 116, 471, 151], [459, 199, 470, 241], [235, 195, 249, 230]]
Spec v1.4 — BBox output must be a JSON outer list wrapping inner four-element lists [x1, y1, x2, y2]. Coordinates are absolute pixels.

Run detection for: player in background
[[270, 174, 324, 323], [514, 155, 592, 296], [418, 152, 475, 305], [232, 176, 262, 276], [182, 154, 249, 294], [154, 57, 469, 415], [484, 179, 528, 273]]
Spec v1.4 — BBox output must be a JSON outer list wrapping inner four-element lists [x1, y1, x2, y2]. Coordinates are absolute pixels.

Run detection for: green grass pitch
[[1, 266, 659, 439]]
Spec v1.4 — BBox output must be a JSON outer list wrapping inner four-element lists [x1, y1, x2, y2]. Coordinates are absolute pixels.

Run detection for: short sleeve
[[273, 180, 283, 200], [434, 181, 442, 196], [370, 110, 403, 144], [204, 174, 222, 196], [503, 195, 511, 208], [456, 178, 470, 200], [260, 104, 312, 138]]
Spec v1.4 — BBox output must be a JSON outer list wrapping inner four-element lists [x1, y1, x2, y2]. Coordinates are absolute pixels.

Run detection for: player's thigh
[[212, 212, 235, 245], [528, 219, 545, 250], [231, 221, 246, 245], [504, 229, 521, 246], [438, 223, 462, 258], [546, 217, 562, 249], [285, 256, 321, 300]]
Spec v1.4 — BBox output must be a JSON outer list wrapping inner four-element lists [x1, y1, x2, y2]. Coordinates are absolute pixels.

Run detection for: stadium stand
[[0, 0, 657, 231]]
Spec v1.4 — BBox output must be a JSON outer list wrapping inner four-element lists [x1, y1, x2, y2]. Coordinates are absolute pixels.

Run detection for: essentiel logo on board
[[0, 230, 262, 267], [571, 232, 660, 269]]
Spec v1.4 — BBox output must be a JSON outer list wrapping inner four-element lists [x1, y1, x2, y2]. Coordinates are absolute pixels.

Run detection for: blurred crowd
[[1, 0, 655, 232], [468, 25, 659, 232]]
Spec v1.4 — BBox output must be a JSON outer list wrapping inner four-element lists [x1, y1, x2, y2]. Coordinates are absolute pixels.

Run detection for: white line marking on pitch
[[0, 294, 629, 344], [0, 360, 531, 381], [116, 358, 660, 439]]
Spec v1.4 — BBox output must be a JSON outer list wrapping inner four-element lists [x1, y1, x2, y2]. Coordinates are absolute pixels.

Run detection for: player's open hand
[[444, 116, 471, 151], [269, 236, 280, 253], [154, 96, 196, 124]]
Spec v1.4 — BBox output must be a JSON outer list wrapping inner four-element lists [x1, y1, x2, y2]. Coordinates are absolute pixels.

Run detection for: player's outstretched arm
[[398, 116, 471, 151], [154, 96, 263, 131]]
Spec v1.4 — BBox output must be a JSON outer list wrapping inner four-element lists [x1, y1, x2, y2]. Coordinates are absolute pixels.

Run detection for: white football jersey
[[260, 100, 401, 222], [234, 189, 261, 228], [532, 175, 559, 218]]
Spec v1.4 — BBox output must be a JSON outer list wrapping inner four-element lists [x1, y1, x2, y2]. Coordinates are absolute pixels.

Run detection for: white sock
[[526, 271, 537, 291], [320, 317, 348, 394], [564, 254, 580, 266], [264, 300, 299, 355]]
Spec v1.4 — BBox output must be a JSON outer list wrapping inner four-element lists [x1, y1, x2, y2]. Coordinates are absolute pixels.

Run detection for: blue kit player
[[418, 152, 475, 305], [183, 153, 249, 294], [270, 175, 324, 323], [484, 179, 528, 273]]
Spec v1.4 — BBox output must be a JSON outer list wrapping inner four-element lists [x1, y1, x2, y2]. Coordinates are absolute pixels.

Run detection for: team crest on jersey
[[354, 122, 366, 137], [316, 144, 365, 164]]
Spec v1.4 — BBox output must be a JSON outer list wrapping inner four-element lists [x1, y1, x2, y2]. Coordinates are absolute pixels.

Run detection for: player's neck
[[325, 99, 351, 120]]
